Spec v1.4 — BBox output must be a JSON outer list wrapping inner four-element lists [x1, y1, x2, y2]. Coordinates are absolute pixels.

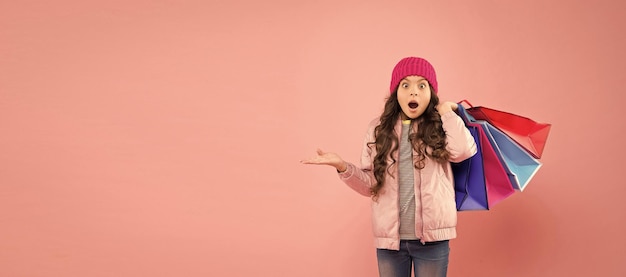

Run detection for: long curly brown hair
[[367, 86, 451, 199]]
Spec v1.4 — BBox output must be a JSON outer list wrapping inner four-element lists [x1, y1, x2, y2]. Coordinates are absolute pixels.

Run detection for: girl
[[301, 57, 477, 277]]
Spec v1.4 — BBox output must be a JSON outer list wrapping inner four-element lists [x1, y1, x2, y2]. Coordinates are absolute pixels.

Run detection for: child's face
[[396, 75, 432, 120]]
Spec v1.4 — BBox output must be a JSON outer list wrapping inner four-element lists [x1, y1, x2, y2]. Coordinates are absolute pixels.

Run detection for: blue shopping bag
[[482, 123, 542, 191]]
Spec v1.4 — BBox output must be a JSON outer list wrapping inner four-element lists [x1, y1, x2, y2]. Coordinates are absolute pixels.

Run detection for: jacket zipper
[[418, 170, 425, 245]]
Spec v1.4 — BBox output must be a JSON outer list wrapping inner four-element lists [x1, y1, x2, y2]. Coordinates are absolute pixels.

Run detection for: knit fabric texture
[[389, 57, 438, 94], [398, 121, 418, 240]]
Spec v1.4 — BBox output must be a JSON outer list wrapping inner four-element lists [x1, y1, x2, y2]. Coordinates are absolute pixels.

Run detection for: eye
[[401, 83, 409, 88], [419, 83, 426, 89]]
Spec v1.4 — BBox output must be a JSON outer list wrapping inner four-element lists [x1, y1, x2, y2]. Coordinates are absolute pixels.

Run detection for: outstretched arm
[[301, 120, 379, 197], [301, 144, 375, 197]]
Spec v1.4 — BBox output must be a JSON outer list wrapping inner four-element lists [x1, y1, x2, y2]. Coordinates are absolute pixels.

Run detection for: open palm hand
[[300, 149, 346, 171]]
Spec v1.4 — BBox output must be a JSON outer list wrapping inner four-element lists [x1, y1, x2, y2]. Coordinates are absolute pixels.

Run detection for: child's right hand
[[300, 149, 347, 172], [436, 101, 459, 114]]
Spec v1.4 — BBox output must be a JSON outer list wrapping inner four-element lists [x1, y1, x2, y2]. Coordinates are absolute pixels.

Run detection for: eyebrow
[[401, 77, 426, 82]]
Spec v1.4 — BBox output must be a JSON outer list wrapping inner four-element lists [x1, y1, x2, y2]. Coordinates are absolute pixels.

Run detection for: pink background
[[2, 0, 625, 276]]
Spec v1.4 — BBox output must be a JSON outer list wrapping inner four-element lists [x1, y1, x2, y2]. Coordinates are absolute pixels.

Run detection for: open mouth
[[408, 102, 418, 109]]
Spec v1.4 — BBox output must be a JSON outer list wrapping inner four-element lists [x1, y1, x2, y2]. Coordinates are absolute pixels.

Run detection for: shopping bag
[[457, 104, 516, 206], [451, 124, 488, 211], [481, 123, 542, 191], [458, 102, 543, 191], [465, 102, 551, 159]]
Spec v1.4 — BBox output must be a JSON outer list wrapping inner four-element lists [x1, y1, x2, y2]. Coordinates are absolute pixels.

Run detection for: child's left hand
[[436, 101, 459, 114]]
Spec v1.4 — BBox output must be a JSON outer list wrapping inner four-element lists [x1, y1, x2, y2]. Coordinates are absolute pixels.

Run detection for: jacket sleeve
[[441, 110, 477, 163], [337, 122, 377, 197]]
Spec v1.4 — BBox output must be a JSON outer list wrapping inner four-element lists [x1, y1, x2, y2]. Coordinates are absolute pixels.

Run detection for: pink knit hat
[[389, 57, 438, 94]]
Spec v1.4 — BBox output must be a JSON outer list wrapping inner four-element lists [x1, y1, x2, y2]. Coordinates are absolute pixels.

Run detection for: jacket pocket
[[433, 171, 457, 228]]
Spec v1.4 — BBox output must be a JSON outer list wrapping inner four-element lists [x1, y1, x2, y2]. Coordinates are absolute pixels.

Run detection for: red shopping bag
[[464, 101, 551, 159], [476, 122, 516, 206]]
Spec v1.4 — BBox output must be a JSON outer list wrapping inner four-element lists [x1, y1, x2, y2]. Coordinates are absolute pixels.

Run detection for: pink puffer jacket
[[338, 111, 477, 250]]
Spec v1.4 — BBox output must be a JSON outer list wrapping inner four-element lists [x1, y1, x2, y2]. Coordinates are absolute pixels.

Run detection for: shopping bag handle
[[458, 99, 474, 108]]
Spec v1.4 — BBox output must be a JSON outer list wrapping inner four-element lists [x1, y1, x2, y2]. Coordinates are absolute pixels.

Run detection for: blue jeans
[[376, 240, 450, 277]]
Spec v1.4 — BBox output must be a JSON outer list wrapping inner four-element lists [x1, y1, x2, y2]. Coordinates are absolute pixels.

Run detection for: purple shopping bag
[[451, 123, 488, 211]]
